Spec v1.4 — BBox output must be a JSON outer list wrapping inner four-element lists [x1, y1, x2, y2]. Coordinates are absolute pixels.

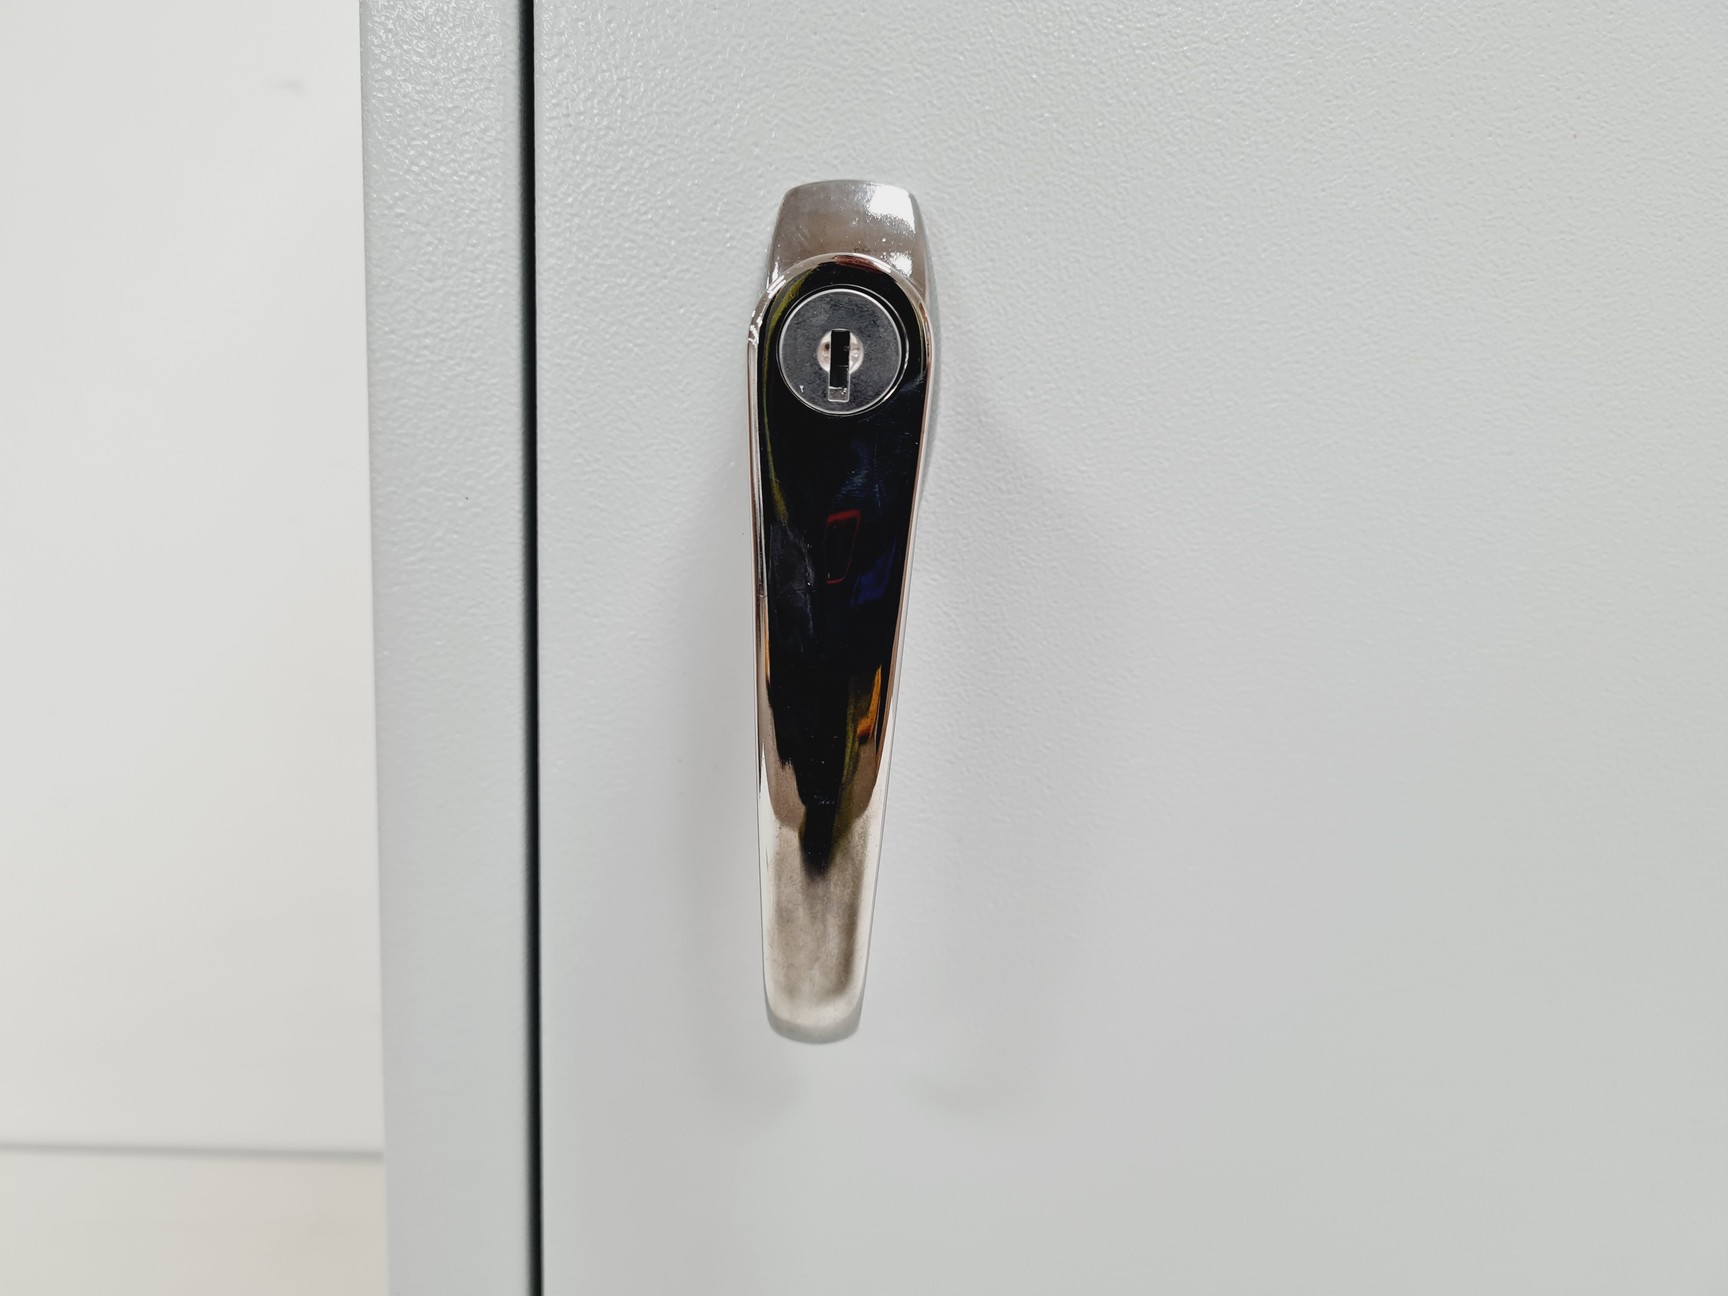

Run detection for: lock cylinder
[[776, 285, 906, 415]]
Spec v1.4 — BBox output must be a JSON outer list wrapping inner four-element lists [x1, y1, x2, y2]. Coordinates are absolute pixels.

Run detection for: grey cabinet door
[[532, 5, 1728, 1292]]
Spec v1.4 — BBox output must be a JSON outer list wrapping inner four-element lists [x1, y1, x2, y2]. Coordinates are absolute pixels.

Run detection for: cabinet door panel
[[534, 5, 1728, 1291]]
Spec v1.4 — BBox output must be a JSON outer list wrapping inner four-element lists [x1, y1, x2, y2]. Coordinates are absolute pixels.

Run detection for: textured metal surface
[[534, 3, 1728, 1292], [750, 184, 934, 1041], [360, 2, 533, 1293]]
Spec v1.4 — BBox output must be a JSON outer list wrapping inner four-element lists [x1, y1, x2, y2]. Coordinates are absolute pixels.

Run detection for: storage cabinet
[[365, 4, 1728, 1291]]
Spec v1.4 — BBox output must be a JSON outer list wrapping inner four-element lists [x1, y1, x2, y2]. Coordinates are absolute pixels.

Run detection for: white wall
[[0, 1, 381, 1153]]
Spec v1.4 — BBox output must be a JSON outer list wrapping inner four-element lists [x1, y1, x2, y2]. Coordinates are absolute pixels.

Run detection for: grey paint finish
[[361, 2, 532, 1292], [534, 2, 1728, 1293]]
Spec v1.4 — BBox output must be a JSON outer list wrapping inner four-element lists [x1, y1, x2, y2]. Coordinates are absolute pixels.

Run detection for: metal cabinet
[[364, 3, 1728, 1292]]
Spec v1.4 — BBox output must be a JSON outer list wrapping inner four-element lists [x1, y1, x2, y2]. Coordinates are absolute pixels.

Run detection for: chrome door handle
[[747, 181, 936, 1042]]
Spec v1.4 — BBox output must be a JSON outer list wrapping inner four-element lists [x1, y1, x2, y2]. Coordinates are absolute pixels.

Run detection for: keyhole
[[779, 287, 901, 416], [820, 329, 861, 402]]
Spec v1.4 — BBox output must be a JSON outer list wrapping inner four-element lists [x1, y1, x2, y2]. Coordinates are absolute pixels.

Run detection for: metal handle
[[747, 181, 936, 1042]]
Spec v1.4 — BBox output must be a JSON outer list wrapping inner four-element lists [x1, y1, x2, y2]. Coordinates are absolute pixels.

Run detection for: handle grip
[[747, 181, 936, 1042]]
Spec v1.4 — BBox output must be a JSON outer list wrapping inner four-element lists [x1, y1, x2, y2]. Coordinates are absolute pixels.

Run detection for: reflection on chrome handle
[[747, 181, 935, 1042]]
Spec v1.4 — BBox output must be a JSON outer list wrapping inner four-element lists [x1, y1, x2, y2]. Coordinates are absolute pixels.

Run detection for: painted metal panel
[[533, 3, 1728, 1292], [362, 1, 534, 1290]]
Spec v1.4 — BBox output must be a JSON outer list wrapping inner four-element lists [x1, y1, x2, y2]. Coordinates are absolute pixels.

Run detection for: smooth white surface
[[0, 1, 381, 1151], [535, 2, 1728, 1291], [362, 1, 535, 1292], [0, 1151, 384, 1296]]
